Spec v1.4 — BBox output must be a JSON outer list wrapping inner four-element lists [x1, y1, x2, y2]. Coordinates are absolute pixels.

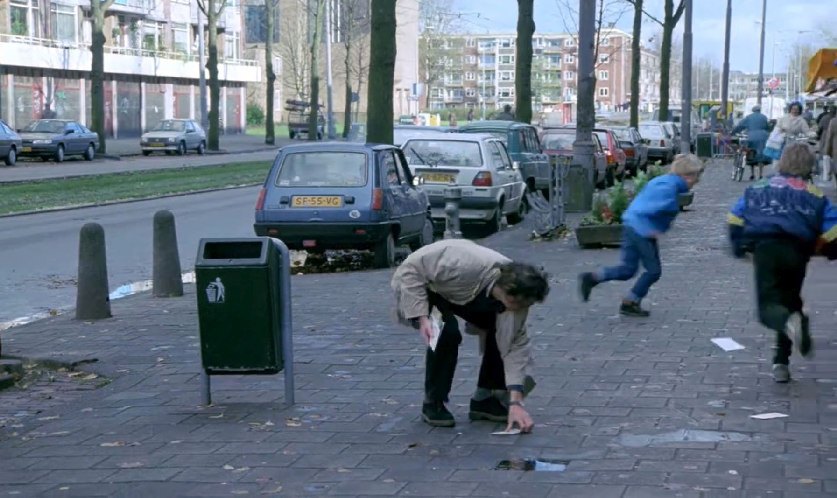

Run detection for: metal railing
[[527, 154, 570, 237]]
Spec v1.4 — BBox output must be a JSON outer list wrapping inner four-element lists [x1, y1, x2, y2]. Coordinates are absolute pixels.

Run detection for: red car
[[594, 128, 627, 184], [539, 127, 611, 188]]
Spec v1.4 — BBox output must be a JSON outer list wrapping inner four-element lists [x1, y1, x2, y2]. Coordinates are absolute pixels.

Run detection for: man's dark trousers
[[425, 290, 506, 403], [753, 239, 809, 365]]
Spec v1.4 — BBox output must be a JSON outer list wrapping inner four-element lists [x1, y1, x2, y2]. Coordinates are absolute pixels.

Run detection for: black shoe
[[578, 272, 597, 302], [786, 312, 814, 358], [422, 402, 455, 427], [468, 397, 508, 423], [620, 301, 650, 317]]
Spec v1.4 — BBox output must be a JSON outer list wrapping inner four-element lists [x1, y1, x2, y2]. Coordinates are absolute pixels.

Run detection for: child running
[[578, 154, 703, 316], [727, 142, 837, 382]]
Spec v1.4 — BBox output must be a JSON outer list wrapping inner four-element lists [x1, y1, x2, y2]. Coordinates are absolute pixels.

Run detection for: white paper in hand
[[428, 316, 442, 352]]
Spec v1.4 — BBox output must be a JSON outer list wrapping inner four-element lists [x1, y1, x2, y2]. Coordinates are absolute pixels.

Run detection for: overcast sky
[[450, 0, 827, 73]]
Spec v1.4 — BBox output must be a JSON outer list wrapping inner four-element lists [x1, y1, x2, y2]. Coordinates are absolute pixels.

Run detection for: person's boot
[[578, 272, 597, 302], [772, 363, 790, 383], [422, 401, 455, 427], [468, 397, 508, 423], [620, 300, 650, 317]]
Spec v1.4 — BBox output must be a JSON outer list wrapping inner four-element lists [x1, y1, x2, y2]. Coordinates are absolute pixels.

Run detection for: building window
[[10, 0, 40, 37], [466, 37, 475, 47], [141, 21, 163, 50], [499, 55, 514, 65], [599, 54, 609, 64], [564, 71, 574, 80], [224, 31, 240, 59], [565, 55, 575, 64], [599, 70, 609, 80], [598, 87, 609, 96], [430, 88, 444, 98], [466, 88, 477, 97], [564, 38, 575, 47], [172, 23, 188, 54], [500, 71, 514, 81], [244, 4, 280, 43], [499, 88, 514, 98], [600, 37, 610, 46], [50, 3, 76, 43], [465, 72, 475, 81]]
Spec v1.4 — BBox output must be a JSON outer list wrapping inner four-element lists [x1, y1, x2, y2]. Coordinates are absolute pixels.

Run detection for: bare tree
[[366, 0, 396, 145], [555, 0, 630, 68], [90, 0, 117, 153], [279, 2, 311, 101], [632, 0, 684, 121], [339, 0, 371, 137], [515, 0, 535, 124], [419, 0, 462, 111], [308, 0, 326, 140], [197, 0, 228, 150]]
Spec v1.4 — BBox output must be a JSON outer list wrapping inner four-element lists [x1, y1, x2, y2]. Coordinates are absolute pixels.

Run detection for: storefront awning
[[806, 48, 837, 92]]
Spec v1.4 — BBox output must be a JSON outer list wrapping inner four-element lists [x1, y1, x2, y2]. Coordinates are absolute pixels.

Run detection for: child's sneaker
[[578, 273, 597, 302], [785, 312, 813, 358], [620, 301, 650, 317], [772, 364, 790, 383]]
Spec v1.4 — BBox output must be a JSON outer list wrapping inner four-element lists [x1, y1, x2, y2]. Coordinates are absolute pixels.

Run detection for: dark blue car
[[254, 142, 433, 268]]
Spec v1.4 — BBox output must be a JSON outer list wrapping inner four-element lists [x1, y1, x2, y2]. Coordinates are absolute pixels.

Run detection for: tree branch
[[624, 0, 663, 26], [672, 0, 685, 23]]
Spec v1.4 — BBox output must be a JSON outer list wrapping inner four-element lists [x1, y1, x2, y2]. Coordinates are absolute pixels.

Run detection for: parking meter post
[[443, 187, 462, 239], [152, 210, 184, 298], [271, 238, 295, 405], [551, 156, 567, 228], [76, 223, 112, 320], [201, 371, 211, 405]]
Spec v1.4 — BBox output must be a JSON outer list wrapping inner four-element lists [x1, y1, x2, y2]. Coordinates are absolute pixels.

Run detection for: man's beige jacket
[[391, 239, 532, 388]]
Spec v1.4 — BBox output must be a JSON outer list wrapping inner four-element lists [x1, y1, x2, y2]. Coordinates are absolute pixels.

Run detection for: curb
[[107, 145, 280, 159]]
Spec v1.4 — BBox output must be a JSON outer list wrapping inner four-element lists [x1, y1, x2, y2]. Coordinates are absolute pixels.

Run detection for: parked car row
[[0, 119, 99, 165]]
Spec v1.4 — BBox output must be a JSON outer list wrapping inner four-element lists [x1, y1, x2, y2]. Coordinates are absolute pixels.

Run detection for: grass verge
[[0, 160, 272, 216]]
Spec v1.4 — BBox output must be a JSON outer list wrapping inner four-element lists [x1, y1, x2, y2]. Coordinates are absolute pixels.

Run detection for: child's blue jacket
[[622, 174, 689, 237], [727, 175, 837, 257]]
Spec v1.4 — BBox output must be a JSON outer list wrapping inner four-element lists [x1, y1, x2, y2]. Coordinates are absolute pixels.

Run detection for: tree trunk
[[265, 0, 276, 144], [342, 28, 353, 138], [658, 0, 684, 122], [207, 5, 221, 150], [308, 0, 325, 140], [514, 0, 535, 124], [629, 0, 642, 128], [90, 4, 109, 153], [366, 0, 396, 145]]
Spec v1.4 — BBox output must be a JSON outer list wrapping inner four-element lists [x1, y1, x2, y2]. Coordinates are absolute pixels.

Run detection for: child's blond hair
[[670, 153, 704, 176]]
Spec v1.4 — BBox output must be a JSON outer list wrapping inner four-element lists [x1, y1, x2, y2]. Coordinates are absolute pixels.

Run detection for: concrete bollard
[[152, 210, 184, 297], [76, 223, 112, 320], [443, 187, 462, 239]]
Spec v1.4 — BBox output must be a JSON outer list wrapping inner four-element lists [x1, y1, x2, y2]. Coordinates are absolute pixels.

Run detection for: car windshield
[[639, 125, 665, 139], [151, 120, 186, 132], [23, 120, 65, 133], [541, 133, 574, 150], [276, 151, 368, 187], [402, 140, 483, 167], [612, 128, 632, 140], [393, 128, 444, 146], [594, 131, 610, 147]]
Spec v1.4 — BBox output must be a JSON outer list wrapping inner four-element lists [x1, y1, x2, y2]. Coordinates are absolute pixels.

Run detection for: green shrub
[[246, 103, 265, 126]]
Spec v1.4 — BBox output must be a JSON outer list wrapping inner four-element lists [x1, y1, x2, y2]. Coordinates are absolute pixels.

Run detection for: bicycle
[[730, 141, 746, 182]]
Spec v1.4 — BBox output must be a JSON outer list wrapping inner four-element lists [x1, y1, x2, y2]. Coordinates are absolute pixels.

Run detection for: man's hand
[[418, 316, 434, 346], [506, 405, 534, 433]]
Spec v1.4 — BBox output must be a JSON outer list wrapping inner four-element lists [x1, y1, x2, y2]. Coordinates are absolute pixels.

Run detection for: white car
[[141, 119, 206, 156], [401, 134, 526, 232]]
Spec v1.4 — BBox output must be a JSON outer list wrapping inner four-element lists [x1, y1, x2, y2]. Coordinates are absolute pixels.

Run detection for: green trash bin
[[195, 238, 284, 375], [563, 163, 593, 213], [696, 133, 714, 159]]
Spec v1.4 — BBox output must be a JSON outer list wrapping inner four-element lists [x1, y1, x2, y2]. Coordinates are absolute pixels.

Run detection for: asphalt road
[[0, 186, 259, 326], [0, 150, 281, 183]]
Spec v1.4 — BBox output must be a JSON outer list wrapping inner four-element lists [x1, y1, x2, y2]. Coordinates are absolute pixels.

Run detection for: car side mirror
[[64, 129, 74, 135], [512, 161, 520, 170]]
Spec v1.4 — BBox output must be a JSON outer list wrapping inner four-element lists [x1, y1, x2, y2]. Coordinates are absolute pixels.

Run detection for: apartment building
[[423, 29, 676, 116], [0, 0, 260, 137], [244, 0, 419, 126], [725, 70, 790, 103]]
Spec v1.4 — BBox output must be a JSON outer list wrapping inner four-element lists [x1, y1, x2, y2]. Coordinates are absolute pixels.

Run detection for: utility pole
[[198, 3, 208, 129], [680, 0, 692, 154], [721, 0, 730, 118], [756, 0, 766, 106], [573, 0, 595, 189], [324, 0, 336, 139]]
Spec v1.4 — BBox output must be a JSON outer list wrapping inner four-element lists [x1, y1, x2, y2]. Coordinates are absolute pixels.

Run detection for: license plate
[[22, 147, 32, 152], [422, 172, 455, 184], [149, 143, 165, 147], [291, 196, 343, 208]]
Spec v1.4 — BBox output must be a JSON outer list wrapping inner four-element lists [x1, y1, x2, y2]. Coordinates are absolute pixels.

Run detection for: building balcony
[[0, 34, 260, 83]]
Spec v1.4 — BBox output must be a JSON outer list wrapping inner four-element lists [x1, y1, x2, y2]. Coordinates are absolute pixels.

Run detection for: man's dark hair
[[496, 262, 550, 303]]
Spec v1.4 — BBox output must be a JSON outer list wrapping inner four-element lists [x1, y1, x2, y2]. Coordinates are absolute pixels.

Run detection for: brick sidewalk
[[1, 161, 836, 497]]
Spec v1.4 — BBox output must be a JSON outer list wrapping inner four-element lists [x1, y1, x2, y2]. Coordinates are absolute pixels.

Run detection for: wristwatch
[[508, 400, 525, 408]]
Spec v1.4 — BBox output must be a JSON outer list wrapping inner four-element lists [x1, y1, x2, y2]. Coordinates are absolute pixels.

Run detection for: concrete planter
[[576, 224, 623, 248], [679, 192, 694, 211]]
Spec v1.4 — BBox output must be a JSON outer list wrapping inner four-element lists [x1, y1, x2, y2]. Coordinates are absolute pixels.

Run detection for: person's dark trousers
[[753, 239, 810, 365], [597, 226, 662, 302], [424, 290, 506, 404]]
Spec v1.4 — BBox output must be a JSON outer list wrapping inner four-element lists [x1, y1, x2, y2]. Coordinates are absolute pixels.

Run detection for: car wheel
[[4, 147, 15, 166], [197, 141, 206, 155], [605, 167, 615, 187], [83, 144, 95, 161], [506, 197, 526, 225], [177, 141, 186, 156], [54, 144, 65, 163], [373, 232, 396, 269], [142, 151, 152, 156], [289, 131, 296, 140], [487, 203, 503, 233], [410, 217, 435, 251]]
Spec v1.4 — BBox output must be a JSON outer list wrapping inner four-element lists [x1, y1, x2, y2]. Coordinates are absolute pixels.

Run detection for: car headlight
[[168, 137, 176, 143], [32, 139, 53, 144], [141, 137, 149, 143]]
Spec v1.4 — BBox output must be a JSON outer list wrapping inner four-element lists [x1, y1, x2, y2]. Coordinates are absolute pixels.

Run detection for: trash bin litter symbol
[[205, 277, 225, 303]]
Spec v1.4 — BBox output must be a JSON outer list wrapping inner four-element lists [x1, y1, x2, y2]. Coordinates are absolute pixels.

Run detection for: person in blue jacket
[[732, 105, 770, 180], [727, 142, 837, 383], [578, 154, 703, 317]]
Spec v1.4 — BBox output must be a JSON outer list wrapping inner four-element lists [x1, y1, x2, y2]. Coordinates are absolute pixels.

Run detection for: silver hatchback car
[[400, 134, 526, 232], [141, 119, 207, 156]]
